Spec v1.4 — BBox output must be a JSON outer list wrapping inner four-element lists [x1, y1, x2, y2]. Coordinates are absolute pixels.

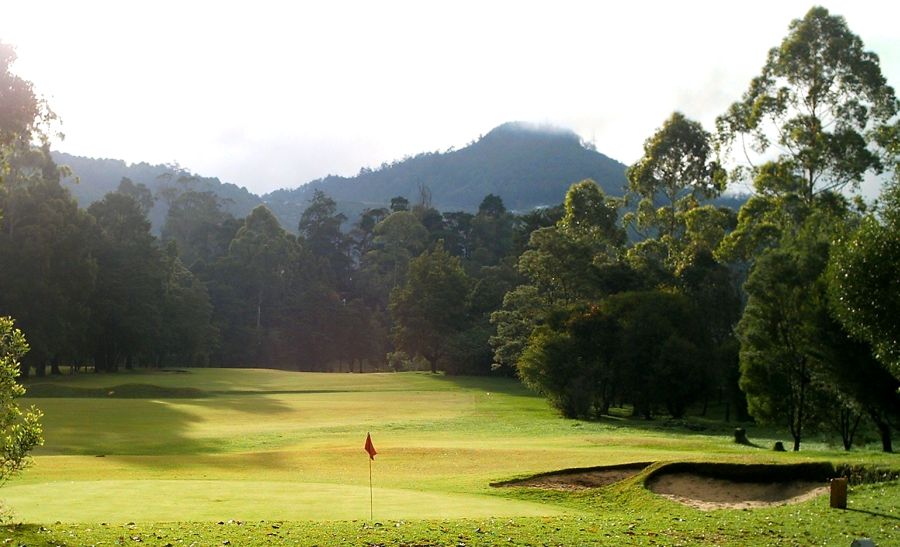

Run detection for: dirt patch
[[493, 463, 651, 491], [647, 471, 828, 510]]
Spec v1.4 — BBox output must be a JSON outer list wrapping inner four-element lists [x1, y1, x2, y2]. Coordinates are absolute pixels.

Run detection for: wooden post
[[830, 477, 848, 509]]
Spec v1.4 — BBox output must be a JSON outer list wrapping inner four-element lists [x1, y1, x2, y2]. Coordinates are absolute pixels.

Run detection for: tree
[[811, 307, 900, 452], [157, 242, 217, 366], [470, 194, 514, 267], [736, 217, 836, 451], [88, 193, 166, 371], [213, 206, 296, 366], [517, 290, 710, 420], [492, 180, 629, 375], [297, 190, 349, 289], [0, 41, 48, 181], [116, 177, 155, 215], [358, 211, 429, 308], [518, 308, 611, 419], [161, 190, 235, 268], [389, 245, 471, 373], [0, 317, 43, 485], [827, 190, 900, 380], [0, 149, 96, 376], [517, 180, 624, 305], [626, 112, 726, 246], [716, 6, 898, 204]]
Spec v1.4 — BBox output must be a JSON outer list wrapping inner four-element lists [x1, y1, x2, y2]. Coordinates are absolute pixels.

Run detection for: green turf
[[2, 369, 898, 544]]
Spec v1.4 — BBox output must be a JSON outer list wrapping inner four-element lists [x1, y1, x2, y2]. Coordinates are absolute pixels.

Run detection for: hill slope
[[263, 122, 628, 229], [53, 152, 264, 232]]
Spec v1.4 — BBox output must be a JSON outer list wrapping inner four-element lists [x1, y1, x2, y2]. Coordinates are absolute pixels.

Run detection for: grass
[[1, 368, 898, 544]]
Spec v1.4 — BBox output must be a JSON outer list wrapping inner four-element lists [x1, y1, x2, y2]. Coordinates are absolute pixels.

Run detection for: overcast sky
[[2, 1, 898, 196]]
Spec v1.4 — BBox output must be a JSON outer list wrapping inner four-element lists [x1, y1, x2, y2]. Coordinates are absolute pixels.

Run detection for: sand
[[647, 472, 828, 510]]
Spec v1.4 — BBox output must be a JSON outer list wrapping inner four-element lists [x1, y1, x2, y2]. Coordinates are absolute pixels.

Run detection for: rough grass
[[3, 369, 898, 544]]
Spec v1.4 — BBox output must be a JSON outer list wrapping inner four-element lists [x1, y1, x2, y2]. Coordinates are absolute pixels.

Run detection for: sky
[[2, 0, 898, 196]]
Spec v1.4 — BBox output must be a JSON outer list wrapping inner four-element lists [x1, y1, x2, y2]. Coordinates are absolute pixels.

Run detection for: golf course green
[[2, 368, 898, 544]]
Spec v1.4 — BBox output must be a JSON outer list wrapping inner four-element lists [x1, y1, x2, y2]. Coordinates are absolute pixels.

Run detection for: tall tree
[[214, 206, 296, 365], [716, 6, 898, 204], [0, 149, 96, 375], [0, 41, 48, 177], [88, 192, 165, 371], [470, 194, 514, 267], [298, 190, 350, 290], [626, 112, 726, 246]]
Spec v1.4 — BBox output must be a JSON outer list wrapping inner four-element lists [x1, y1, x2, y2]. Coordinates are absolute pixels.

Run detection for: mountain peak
[[482, 121, 581, 143]]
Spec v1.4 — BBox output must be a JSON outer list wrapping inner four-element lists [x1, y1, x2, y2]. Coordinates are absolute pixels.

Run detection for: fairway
[[4, 368, 899, 542]]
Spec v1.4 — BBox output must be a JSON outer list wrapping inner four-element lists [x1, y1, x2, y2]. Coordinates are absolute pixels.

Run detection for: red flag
[[364, 432, 377, 460]]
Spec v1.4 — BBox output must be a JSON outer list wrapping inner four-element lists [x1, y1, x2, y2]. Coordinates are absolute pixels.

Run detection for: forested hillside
[[53, 152, 263, 233]]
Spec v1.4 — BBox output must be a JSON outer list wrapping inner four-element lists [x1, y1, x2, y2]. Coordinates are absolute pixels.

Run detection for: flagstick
[[368, 457, 373, 521]]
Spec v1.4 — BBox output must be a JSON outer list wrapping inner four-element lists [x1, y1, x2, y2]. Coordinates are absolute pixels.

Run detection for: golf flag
[[364, 432, 377, 460]]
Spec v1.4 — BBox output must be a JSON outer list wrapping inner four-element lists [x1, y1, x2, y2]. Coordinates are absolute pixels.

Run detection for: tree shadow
[[844, 507, 900, 521], [29, 390, 296, 460], [428, 373, 536, 397]]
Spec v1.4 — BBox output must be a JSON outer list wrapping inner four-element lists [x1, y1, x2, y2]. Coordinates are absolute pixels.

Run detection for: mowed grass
[[3, 368, 899, 544]]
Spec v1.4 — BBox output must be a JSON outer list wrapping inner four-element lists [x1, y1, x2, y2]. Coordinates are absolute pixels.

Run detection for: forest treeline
[[1, 6, 899, 452]]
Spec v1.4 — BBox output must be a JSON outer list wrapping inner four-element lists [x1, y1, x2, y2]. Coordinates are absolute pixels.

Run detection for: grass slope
[[2, 369, 898, 544]]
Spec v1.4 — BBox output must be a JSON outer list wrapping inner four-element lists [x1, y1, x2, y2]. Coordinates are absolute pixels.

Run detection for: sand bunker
[[647, 472, 828, 510], [497, 461, 833, 510], [494, 463, 651, 491]]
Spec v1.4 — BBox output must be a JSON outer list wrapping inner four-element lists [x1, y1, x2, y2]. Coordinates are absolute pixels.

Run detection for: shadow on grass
[[428, 373, 536, 397], [31, 390, 296, 460], [844, 507, 900, 521]]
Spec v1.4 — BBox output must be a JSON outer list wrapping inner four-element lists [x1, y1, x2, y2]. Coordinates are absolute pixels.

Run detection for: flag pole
[[369, 456, 373, 521]]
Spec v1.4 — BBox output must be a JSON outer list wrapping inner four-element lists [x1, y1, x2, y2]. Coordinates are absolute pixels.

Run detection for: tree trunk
[[871, 412, 893, 453], [51, 357, 62, 375]]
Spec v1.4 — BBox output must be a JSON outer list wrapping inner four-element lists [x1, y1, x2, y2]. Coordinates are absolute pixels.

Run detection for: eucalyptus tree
[[626, 112, 726, 267], [716, 6, 898, 260]]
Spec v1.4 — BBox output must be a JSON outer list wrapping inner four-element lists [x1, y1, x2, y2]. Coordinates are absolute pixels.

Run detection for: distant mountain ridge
[[54, 122, 630, 232], [262, 122, 629, 229]]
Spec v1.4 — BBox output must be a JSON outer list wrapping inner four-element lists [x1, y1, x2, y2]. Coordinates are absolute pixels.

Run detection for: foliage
[[389, 245, 472, 373], [0, 148, 96, 375], [0, 317, 42, 485], [518, 291, 711, 420], [0, 41, 53, 186], [716, 6, 898, 203], [161, 189, 237, 268], [827, 203, 900, 380], [625, 112, 726, 270]]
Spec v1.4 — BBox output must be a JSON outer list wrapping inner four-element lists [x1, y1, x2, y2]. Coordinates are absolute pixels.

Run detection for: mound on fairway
[[645, 462, 832, 510], [491, 462, 652, 490]]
